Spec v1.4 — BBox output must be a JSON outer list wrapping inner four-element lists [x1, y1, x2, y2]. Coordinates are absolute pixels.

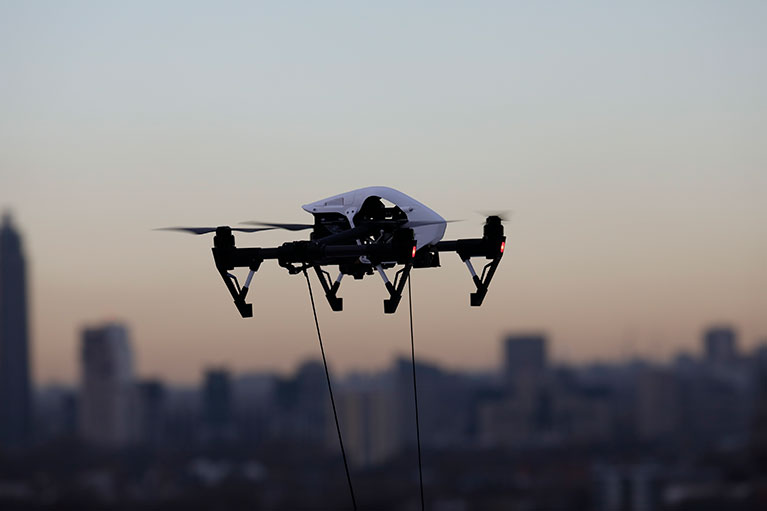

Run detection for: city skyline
[[1, 2, 765, 383], [25, 318, 767, 511], [36, 315, 767, 390], [25, 318, 766, 509]]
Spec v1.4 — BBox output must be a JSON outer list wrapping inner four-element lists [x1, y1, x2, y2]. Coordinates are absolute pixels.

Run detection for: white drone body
[[302, 186, 447, 250]]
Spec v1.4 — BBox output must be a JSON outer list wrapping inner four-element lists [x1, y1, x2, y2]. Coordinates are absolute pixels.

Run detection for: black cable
[[408, 276, 425, 511], [302, 268, 358, 511]]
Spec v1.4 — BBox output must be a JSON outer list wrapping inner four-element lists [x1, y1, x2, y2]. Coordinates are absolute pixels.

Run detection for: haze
[[1, 1, 765, 384]]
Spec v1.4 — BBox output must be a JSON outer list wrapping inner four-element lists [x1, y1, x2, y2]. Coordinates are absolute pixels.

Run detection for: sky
[[1, 1, 766, 385]]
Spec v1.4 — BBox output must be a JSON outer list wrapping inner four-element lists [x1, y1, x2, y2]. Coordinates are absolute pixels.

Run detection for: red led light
[[412, 245, 417, 258], [500, 241, 505, 254]]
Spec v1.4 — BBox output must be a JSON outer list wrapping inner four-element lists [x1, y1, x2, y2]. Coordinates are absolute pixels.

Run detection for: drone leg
[[381, 264, 412, 314], [464, 259, 481, 289], [313, 266, 344, 312], [240, 269, 255, 299], [376, 265, 390, 287], [462, 256, 502, 306], [217, 270, 254, 318]]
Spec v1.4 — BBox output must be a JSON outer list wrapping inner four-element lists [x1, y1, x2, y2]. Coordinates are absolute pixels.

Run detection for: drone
[[161, 186, 506, 317]]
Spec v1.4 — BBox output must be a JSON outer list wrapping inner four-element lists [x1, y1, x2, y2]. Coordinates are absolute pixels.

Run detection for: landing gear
[[310, 263, 413, 314], [462, 256, 502, 307], [313, 266, 344, 312], [377, 264, 413, 314]]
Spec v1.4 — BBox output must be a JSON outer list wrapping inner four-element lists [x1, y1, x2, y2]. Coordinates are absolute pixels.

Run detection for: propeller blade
[[404, 219, 463, 228], [476, 210, 513, 222], [155, 226, 274, 235], [240, 221, 314, 231]]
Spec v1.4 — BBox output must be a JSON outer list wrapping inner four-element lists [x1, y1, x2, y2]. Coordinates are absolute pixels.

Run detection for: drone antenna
[[302, 267, 358, 510]]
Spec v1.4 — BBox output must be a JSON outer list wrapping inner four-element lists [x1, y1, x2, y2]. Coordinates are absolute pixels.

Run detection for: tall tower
[[0, 213, 32, 449], [202, 368, 234, 441], [703, 326, 738, 366], [504, 334, 547, 378], [80, 323, 135, 447]]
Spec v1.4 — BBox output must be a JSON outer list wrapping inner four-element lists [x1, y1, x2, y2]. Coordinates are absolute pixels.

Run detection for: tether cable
[[302, 268, 357, 511], [407, 275, 425, 511]]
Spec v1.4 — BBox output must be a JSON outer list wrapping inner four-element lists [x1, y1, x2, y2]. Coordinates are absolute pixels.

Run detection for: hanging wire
[[302, 268, 358, 511], [408, 275, 425, 511]]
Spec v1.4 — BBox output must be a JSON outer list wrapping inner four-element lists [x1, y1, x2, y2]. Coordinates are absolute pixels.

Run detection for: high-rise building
[[504, 334, 547, 378], [0, 213, 33, 449], [136, 380, 166, 446], [751, 342, 767, 462], [35, 385, 78, 442], [703, 326, 738, 366], [340, 376, 399, 468], [636, 368, 679, 441], [593, 463, 663, 511], [80, 323, 135, 447], [271, 360, 331, 445], [202, 368, 234, 440], [486, 334, 550, 447]]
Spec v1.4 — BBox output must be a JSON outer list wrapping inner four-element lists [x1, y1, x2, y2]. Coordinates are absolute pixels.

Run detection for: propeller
[[476, 210, 513, 223], [154, 226, 274, 235], [240, 221, 314, 231], [241, 219, 460, 230], [404, 219, 463, 228], [160, 218, 462, 236]]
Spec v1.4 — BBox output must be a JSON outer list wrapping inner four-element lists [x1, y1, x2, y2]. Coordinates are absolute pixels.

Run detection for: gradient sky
[[1, 1, 766, 384]]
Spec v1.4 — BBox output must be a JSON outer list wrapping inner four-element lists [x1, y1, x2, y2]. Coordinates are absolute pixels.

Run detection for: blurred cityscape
[[3, 216, 767, 510]]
